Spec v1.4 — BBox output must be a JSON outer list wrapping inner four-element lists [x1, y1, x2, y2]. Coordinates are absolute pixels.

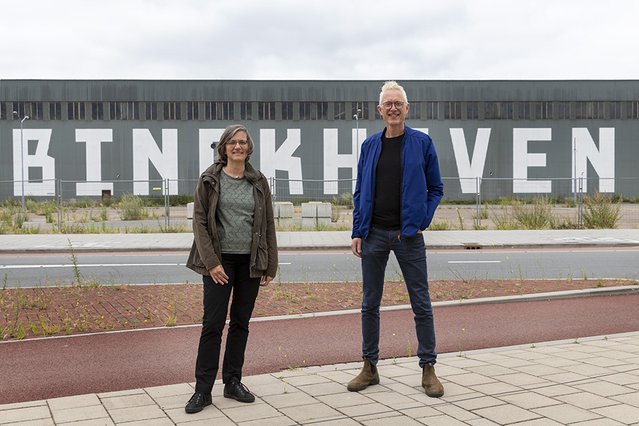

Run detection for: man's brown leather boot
[[422, 363, 444, 397], [347, 359, 379, 392]]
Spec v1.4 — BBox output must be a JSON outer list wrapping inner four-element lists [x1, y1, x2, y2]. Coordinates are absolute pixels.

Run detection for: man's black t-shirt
[[371, 133, 403, 230]]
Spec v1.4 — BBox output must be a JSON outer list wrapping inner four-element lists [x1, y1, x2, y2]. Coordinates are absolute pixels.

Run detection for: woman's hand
[[209, 265, 229, 285], [260, 275, 274, 286]]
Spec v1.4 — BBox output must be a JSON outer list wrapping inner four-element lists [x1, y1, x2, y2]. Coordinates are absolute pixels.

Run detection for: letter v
[[450, 128, 491, 193]]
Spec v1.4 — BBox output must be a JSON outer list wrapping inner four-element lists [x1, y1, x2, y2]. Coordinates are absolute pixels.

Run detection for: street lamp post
[[12, 111, 30, 211], [353, 108, 361, 162]]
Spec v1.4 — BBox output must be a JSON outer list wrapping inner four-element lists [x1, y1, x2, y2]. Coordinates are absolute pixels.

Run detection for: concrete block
[[186, 202, 194, 219], [301, 202, 317, 218], [273, 201, 294, 218], [301, 202, 332, 228], [301, 202, 332, 217], [315, 202, 332, 218]]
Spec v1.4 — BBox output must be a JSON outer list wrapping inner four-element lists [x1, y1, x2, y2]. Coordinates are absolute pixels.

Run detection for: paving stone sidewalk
[[2, 331, 639, 425]]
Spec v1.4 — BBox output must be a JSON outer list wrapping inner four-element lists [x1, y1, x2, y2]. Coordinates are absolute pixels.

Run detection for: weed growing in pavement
[[1, 296, 26, 340], [456, 208, 465, 230], [304, 283, 319, 301], [29, 322, 39, 335], [28, 290, 50, 310], [39, 315, 61, 336], [12, 324, 26, 340], [407, 340, 412, 358], [271, 284, 299, 304], [165, 302, 178, 327], [450, 269, 471, 287], [68, 239, 83, 286]]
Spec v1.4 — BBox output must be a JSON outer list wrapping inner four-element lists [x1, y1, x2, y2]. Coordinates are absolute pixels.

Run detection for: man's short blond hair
[[379, 81, 408, 105]]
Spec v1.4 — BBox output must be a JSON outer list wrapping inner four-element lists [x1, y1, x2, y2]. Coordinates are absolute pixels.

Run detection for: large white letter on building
[[12, 129, 56, 196], [199, 129, 224, 174], [450, 128, 491, 193], [132, 129, 178, 195], [75, 129, 113, 196], [572, 128, 615, 192], [323, 128, 367, 194], [259, 129, 303, 195], [513, 128, 552, 193]]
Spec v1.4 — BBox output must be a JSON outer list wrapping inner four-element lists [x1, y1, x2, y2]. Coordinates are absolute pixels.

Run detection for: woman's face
[[225, 131, 249, 163]]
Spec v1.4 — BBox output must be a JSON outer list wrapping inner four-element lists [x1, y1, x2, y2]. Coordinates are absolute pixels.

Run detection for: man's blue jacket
[[351, 126, 444, 239]]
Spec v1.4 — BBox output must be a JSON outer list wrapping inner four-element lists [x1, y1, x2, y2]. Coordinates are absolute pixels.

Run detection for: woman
[[185, 124, 278, 414]]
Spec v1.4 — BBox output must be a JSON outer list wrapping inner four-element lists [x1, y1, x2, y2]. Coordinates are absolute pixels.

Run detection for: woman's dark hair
[[215, 124, 254, 164]]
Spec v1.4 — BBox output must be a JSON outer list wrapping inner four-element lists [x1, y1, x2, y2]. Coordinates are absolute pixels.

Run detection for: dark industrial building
[[1, 80, 638, 201]]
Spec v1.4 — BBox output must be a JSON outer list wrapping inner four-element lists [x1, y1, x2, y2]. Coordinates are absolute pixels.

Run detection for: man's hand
[[351, 237, 362, 258], [260, 275, 274, 286], [209, 265, 229, 285]]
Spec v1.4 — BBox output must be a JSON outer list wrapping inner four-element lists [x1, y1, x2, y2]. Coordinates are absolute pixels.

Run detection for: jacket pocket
[[255, 237, 268, 270]]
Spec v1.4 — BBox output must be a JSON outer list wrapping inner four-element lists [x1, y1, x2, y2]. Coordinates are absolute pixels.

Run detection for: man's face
[[377, 89, 409, 128]]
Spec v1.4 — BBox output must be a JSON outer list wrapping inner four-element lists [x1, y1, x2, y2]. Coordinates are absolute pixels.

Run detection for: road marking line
[[447, 260, 501, 264], [0, 263, 185, 269], [1, 261, 293, 269]]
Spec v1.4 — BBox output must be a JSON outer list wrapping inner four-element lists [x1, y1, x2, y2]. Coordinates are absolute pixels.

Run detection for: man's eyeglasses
[[229, 140, 248, 147], [381, 101, 406, 110]]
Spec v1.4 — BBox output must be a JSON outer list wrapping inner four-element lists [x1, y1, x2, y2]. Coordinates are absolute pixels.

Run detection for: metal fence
[[1, 176, 638, 231]]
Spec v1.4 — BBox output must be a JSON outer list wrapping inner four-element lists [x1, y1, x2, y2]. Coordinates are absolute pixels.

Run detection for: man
[[348, 81, 444, 397]]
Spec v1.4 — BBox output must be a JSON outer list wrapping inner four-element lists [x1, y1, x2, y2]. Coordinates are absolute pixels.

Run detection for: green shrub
[[553, 217, 580, 229], [118, 194, 148, 220], [491, 207, 520, 230], [14, 211, 28, 229], [428, 220, 450, 231], [582, 193, 621, 229], [511, 197, 554, 229], [168, 195, 194, 206], [332, 192, 354, 207]]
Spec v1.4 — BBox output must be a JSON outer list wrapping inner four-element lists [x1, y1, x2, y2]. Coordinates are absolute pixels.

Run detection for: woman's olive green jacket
[[186, 161, 278, 279]]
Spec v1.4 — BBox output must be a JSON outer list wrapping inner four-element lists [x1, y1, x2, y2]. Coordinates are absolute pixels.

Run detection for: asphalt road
[[2, 247, 638, 287], [2, 293, 638, 404]]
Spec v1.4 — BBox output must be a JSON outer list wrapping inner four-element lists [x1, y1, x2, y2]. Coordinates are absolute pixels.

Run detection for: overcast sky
[[3, 0, 638, 80]]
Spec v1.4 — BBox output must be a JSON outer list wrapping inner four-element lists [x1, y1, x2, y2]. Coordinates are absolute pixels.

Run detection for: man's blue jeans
[[360, 227, 437, 367]]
